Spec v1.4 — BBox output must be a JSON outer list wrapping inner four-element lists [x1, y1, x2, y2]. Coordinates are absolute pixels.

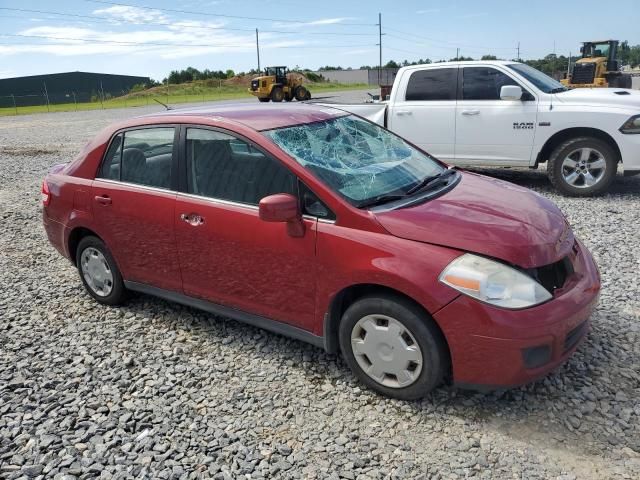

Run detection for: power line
[[0, 7, 376, 36], [84, 0, 376, 26], [0, 33, 375, 49], [384, 26, 518, 51]]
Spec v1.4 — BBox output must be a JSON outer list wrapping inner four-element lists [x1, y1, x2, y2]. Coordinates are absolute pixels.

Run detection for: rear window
[[405, 68, 457, 101]]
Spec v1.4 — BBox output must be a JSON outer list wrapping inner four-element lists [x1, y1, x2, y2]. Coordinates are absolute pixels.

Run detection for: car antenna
[[153, 98, 172, 110]]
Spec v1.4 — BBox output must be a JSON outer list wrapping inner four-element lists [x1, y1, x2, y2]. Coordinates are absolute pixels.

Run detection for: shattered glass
[[264, 115, 443, 204]]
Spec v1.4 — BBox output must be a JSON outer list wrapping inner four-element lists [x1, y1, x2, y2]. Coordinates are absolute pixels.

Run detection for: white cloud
[[416, 9, 441, 14], [0, 24, 307, 59], [93, 5, 168, 24], [271, 17, 352, 28]]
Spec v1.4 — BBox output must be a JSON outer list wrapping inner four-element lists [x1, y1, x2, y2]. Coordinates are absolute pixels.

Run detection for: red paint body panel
[[42, 104, 602, 391], [375, 172, 573, 268], [434, 239, 600, 386], [174, 194, 317, 329]]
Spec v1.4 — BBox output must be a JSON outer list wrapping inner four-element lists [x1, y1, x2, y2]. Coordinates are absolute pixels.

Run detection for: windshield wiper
[[549, 87, 568, 94], [405, 168, 457, 195], [356, 194, 407, 208]]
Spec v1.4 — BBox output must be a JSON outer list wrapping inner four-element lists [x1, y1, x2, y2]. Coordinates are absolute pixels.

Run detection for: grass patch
[[0, 82, 371, 117]]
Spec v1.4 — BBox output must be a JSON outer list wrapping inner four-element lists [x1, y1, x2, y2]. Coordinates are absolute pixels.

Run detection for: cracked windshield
[[264, 115, 444, 206]]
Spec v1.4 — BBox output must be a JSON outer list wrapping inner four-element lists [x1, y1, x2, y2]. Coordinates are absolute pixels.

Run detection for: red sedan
[[42, 104, 600, 399]]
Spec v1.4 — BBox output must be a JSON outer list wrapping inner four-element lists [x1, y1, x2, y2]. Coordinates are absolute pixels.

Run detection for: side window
[[120, 127, 175, 189], [98, 133, 122, 180], [300, 182, 335, 220], [405, 68, 457, 101], [186, 128, 296, 205], [462, 67, 518, 100]]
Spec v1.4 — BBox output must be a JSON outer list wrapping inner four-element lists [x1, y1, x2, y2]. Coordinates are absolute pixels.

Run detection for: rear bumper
[[434, 239, 600, 388], [42, 209, 71, 260]]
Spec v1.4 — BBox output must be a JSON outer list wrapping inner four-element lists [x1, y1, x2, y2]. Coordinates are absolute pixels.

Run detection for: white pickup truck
[[335, 60, 640, 196]]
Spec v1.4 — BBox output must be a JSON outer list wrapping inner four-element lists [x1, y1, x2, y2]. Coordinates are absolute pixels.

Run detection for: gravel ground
[[1, 93, 639, 480]]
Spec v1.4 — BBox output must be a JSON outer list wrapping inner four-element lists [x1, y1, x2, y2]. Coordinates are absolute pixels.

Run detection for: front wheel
[[547, 137, 617, 196], [338, 295, 448, 400], [76, 236, 127, 305], [271, 87, 284, 102]]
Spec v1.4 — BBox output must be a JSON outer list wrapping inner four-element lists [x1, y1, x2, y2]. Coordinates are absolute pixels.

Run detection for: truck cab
[[335, 61, 640, 196]]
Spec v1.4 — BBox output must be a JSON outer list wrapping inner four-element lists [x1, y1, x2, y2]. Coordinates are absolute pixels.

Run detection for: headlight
[[620, 115, 640, 134], [439, 254, 552, 309]]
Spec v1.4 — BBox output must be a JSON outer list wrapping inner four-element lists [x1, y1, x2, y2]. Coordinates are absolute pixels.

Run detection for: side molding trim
[[124, 281, 326, 350]]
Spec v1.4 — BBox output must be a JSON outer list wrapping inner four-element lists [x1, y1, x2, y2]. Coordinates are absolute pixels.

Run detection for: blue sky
[[0, 0, 638, 80]]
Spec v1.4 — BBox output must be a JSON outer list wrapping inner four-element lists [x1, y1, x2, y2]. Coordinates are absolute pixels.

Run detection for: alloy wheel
[[561, 147, 607, 189]]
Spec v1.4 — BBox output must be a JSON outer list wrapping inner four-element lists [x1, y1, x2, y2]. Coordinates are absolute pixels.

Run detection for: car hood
[[554, 87, 640, 109], [373, 172, 573, 269]]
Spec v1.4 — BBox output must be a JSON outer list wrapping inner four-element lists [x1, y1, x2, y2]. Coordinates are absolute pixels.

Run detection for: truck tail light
[[41, 180, 51, 206]]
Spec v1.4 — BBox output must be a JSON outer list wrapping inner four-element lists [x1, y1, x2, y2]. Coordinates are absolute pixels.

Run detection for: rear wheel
[[76, 236, 127, 305], [258, 97, 270, 103], [548, 136, 617, 196], [294, 86, 309, 101], [271, 87, 284, 102], [338, 294, 448, 400]]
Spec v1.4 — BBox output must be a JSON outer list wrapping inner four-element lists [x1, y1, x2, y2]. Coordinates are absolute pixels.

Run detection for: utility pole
[[517, 42, 520, 61], [256, 28, 261, 72], [456, 47, 460, 60], [377, 12, 382, 85]]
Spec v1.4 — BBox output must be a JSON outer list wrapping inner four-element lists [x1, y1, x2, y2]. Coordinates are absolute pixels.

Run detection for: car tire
[[271, 87, 284, 102], [76, 236, 127, 306], [258, 97, 270, 103], [338, 294, 448, 400], [547, 136, 617, 196]]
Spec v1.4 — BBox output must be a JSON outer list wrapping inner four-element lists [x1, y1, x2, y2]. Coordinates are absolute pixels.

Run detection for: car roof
[[139, 103, 348, 131], [398, 60, 519, 72]]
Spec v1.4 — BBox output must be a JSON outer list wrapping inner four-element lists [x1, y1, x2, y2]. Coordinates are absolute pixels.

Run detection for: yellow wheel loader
[[248, 66, 311, 102], [561, 40, 632, 89]]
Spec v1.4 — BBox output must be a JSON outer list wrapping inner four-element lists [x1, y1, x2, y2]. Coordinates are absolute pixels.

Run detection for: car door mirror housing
[[500, 85, 523, 101], [259, 193, 305, 237]]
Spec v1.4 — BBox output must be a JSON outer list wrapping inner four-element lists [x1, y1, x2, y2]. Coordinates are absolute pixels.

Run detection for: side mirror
[[500, 85, 523, 101], [259, 193, 305, 237]]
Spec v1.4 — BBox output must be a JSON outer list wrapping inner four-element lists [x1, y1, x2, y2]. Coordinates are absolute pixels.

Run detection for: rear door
[[454, 66, 538, 165], [174, 127, 318, 330], [387, 67, 458, 162], [92, 126, 182, 292]]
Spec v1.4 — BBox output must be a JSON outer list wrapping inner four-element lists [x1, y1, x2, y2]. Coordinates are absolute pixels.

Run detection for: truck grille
[[572, 63, 596, 84], [250, 79, 259, 91]]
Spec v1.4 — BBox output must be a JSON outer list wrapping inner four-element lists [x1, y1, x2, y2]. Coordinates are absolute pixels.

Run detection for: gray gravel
[[1, 93, 639, 479]]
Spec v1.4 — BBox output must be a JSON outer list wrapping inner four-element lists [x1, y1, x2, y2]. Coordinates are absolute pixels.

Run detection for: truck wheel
[[271, 87, 284, 102], [258, 97, 270, 103], [338, 294, 448, 400], [294, 86, 308, 101], [548, 137, 617, 196]]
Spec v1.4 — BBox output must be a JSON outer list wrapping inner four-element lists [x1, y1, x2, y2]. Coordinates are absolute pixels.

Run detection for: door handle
[[180, 213, 205, 226], [461, 110, 480, 116], [94, 195, 112, 206], [396, 110, 413, 116]]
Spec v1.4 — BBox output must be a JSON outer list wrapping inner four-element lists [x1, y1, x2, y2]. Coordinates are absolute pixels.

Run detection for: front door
[[454, 66, 538, 165], [387, 67, 458, 162], [92, 126, 182, 292], [174, 127, 317, 330]]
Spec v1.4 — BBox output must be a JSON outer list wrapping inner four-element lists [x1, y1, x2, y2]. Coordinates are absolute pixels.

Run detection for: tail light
[[41, 180, 51, 206]]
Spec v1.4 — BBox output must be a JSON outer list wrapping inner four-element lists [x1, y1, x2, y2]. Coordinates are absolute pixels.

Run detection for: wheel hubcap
[[351, 314, 423, 389], [561, 147, 607, 188], [81, 247, 113, 297]]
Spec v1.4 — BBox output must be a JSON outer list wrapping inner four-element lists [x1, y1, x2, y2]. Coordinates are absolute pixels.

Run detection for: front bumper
[[434, 239, 600, 388]]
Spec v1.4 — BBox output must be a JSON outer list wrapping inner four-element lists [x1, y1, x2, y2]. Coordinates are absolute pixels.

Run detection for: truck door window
[[462, 67, 519, 100], [405, 68, 457, 101]]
